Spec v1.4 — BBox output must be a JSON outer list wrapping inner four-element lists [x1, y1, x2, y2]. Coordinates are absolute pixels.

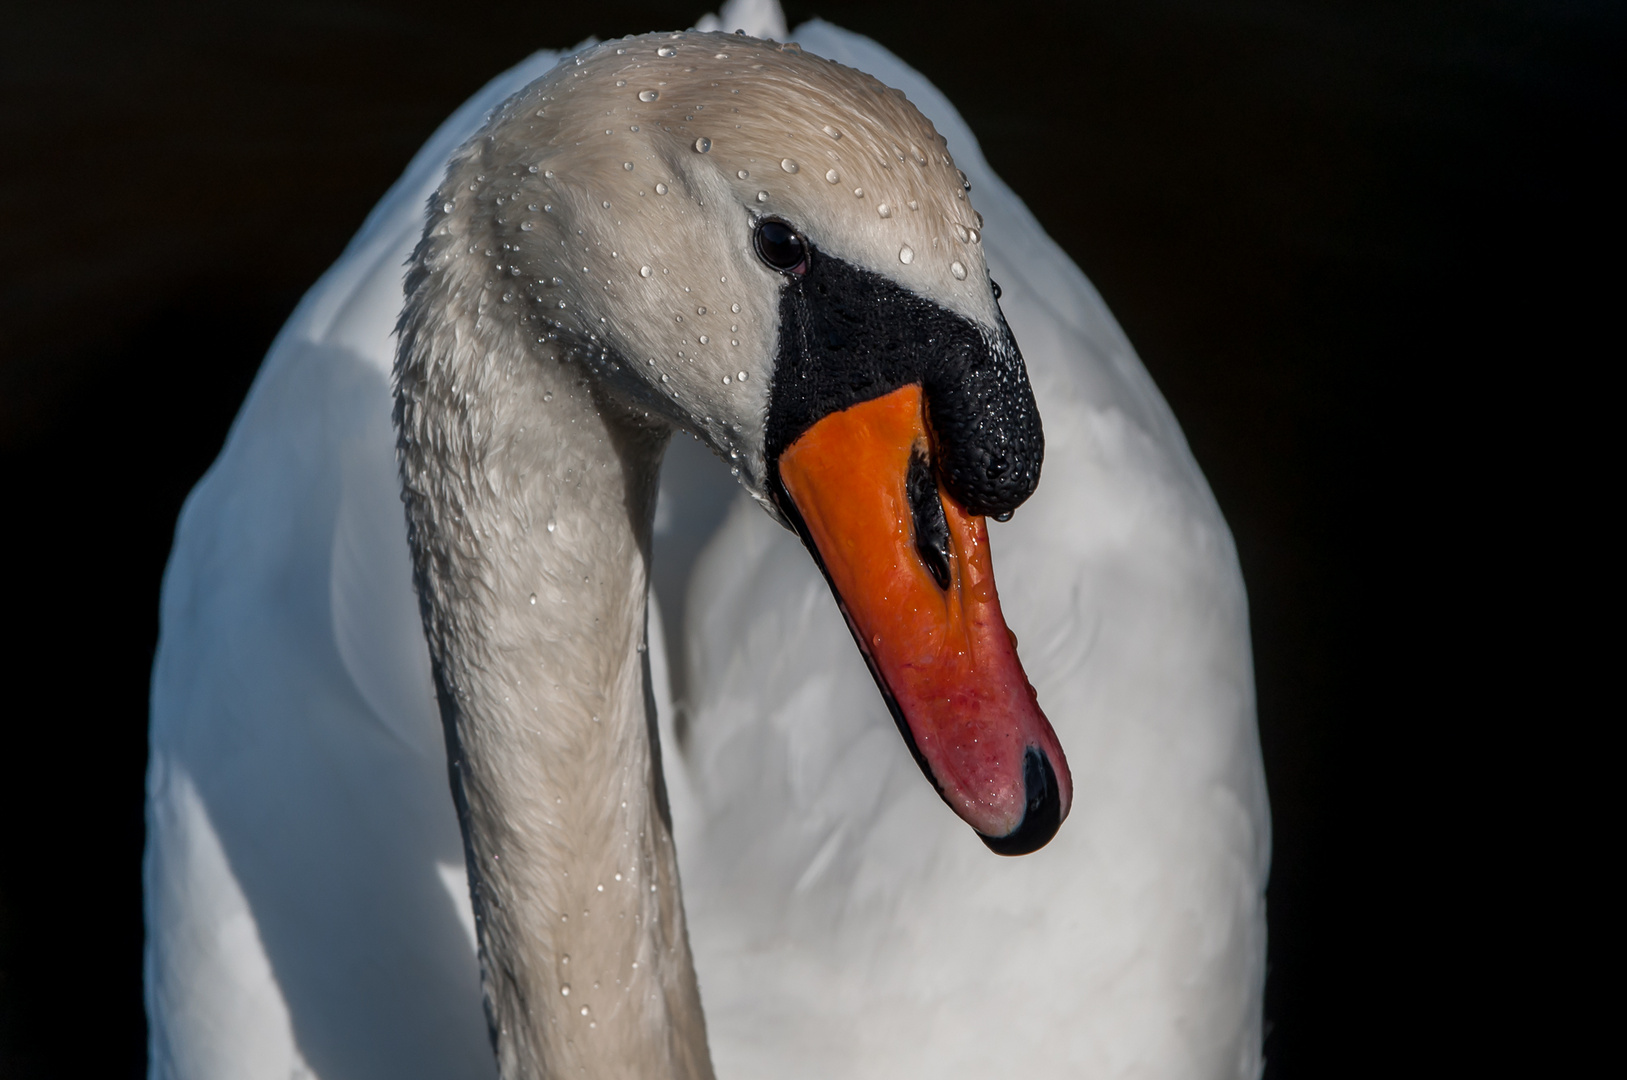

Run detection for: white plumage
[[145, 5, 1269, 1077]]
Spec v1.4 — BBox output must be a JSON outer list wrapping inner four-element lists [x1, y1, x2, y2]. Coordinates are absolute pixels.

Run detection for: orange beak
[[776, 384, 1071, 853]]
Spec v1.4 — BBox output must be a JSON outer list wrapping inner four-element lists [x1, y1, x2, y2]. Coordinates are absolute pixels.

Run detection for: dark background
[[0, 1, 1615, 1075]]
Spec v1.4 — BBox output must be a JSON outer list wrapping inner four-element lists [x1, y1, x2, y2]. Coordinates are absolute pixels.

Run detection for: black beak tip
[[978, 746, 1063, 856]]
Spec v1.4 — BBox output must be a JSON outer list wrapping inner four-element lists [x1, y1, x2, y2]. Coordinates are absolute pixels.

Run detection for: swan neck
[[396, 269, 711, 1078]]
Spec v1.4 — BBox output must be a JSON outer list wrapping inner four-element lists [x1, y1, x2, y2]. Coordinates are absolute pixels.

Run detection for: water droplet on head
[[623, 162, 634, 171], [825, 169, 840, 184], [823, 124, 842, 139], [737, 169, 749, 180], [878, 203, 892, 218], [853, 188, 864, 198], [756, 190, 768, 202], [638, 89, 659, 102], [561, 985, 571, 996], [640, 265, 652, 278], [529, 593, 538, 605], [722, 375, 730, 384], [737, 370, 748, 381], [951, 261, 967, 280], [899, 245, 915, 265], [521, 221, 534, 231], [954, 223, 969, 242], [694, 136, 711, 153], [442, 201, 455, 213], [547, 519, 557, 533], [731, 303, 741, 313], [699, 335, 709, 344], [657, 45, 676, 57], [780, 158, 799, 173], [654, 183, 668, 195]]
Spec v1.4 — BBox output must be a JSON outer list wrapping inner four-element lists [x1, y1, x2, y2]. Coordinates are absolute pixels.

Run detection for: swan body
[[145, 6, 1269, 1078]]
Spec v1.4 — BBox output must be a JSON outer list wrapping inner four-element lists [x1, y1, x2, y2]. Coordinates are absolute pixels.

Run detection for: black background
[[0, 1, 1616, 1076]]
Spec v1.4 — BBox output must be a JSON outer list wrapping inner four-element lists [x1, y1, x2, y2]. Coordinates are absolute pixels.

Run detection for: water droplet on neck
[[657, 45, 676, 57], [756, 190, 768, 202], [561, 985, 571, 996], [898, 245, 915, 265], [654, 182, 668, 195], [737, 169, 749, 180], [822, 124, 842, 139], [547, 519, 557, 533], [693, 136, 711, 153], [877, 203, 892, 217], [529, 593, 537, 605], [780, 158, 799, 173], [951, 261, 967, 280], [731, 303, 741, 313], [638, 89, 659, 102], [824, 169, 839, 184]]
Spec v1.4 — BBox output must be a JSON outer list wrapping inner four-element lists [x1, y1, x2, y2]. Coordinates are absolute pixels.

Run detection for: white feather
[[146, 12, 1266, 1079]]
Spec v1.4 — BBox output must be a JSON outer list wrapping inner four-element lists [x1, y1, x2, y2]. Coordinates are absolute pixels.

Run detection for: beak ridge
[[774, 384, 1072, 849]]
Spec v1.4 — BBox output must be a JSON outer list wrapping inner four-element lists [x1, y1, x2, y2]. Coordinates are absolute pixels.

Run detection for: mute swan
[[145, 5, 1268, 1078]]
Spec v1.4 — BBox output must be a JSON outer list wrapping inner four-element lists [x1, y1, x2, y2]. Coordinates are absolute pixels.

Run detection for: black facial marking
[[907, 448, 952, 590], [979, 747, 1063, 856], [766, 248, 1043, 519]]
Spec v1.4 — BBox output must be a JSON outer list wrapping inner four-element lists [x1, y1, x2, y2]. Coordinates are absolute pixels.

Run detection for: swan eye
[[753, 219, 809, 274]]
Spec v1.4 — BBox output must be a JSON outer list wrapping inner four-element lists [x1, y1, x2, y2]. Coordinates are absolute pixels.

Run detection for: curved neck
[[396, 268, 712, 1078]]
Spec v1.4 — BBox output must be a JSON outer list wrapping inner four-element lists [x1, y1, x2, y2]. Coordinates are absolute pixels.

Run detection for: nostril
[[907, 448, 952, 590], [978, 747, 1063, 856]]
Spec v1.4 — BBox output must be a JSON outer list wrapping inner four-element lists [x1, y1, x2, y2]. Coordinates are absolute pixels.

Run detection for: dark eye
[[754, 218, 809, 274]]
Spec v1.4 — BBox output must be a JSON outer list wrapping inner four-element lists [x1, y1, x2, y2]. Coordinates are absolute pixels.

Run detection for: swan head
[[413, 29, 1070, 852]]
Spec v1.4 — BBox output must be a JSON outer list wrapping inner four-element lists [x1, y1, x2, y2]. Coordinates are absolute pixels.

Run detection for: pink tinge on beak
[[776, 385, 1071, 853]]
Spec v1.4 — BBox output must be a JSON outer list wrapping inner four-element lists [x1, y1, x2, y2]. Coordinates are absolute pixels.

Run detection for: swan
[[145, 4, 1269, 1078]]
